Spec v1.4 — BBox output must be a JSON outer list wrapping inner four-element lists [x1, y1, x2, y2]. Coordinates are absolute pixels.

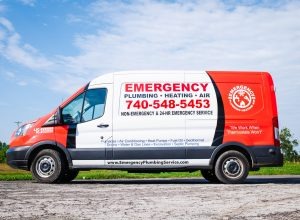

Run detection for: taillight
[[273, 117, 280, 147]]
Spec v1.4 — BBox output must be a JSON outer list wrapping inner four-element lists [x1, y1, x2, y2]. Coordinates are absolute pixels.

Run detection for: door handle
[[97, 124, 109, 128]]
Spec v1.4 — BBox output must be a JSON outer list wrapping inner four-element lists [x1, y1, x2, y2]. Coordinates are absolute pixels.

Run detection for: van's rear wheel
[[31, 149, 65, 183], [215, 150, 249, 184], [201, 170, 220, 183]]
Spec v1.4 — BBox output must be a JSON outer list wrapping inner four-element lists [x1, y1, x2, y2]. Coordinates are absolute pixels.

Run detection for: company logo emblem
[[228, 85, 256, 112], [34, 127, 54, 134]]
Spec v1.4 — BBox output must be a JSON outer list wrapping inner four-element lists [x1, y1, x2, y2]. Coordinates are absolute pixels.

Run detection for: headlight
[[15, 123, 32, 137]]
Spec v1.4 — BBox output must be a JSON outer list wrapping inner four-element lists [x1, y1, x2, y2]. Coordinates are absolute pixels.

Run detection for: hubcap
[[222, 158, 243, 178], [36, 156, 56, 178]]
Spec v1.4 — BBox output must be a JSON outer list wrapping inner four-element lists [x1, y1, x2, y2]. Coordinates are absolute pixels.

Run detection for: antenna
[[14, 121, 22, 128]]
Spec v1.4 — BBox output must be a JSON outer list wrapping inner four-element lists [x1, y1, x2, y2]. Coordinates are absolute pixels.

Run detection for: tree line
[[0, 128, 299, 163], [0, 141, 9, 163], [280, 128, 299, 162]]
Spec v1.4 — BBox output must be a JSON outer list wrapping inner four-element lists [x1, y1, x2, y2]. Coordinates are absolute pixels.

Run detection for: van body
[[6, 71, 283, 183]]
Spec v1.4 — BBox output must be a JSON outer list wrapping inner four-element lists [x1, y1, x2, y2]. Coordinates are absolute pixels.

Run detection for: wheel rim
[[222, 157, 243, 178], [36, 156, 56, 178]]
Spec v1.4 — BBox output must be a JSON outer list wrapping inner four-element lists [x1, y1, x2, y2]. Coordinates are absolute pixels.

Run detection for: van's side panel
[[7, 70, 283, 173], [184, 72, 222, 159], [110, 71, 226, 168], [55, 71, 281, 169], [184, 72, 219, 146], [112, 72, 187, 162]]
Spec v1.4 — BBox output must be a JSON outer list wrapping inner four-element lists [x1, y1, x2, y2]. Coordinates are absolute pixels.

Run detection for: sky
[[0, 0, 299, 149]]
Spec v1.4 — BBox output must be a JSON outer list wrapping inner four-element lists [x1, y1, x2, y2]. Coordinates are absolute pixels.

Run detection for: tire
[[201, 170, 220, 183], [214, 150, 250, 184], [30, 149, 65, 183], [61, 169, 79, 183]]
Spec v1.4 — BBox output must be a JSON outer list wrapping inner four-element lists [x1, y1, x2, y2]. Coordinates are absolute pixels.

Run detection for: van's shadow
[[69, 176, 300, 185]]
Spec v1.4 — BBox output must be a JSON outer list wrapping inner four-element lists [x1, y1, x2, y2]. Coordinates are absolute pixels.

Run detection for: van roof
[[89, 70, 268, 86]]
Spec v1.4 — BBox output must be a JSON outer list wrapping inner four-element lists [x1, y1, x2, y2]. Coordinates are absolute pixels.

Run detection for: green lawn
[[0, 162, 299, 181], [0, 163, 32, 181]]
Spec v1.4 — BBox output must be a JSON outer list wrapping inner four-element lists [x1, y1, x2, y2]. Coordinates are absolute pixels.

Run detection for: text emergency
[[125, 82, 209, 93]]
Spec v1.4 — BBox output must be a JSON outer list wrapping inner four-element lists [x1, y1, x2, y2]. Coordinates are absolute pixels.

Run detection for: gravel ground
[[0, 176, 300, 220]]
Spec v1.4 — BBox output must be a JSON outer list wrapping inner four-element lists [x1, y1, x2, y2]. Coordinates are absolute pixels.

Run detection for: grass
[[250, 162, 300, 175], [0, 162, 299, 181], [77, 170, 200, 180], [0, 163, 32, 181]]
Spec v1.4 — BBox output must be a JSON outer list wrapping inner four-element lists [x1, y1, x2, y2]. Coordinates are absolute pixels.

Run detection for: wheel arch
[[25, 141, 72, 170], [210, 142, 256, 169]]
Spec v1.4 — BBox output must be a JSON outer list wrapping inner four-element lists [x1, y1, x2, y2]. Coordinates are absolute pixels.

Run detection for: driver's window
[[81, 88, 107, 122], [61, 88, 107, 124], [62, 93, 84, 124]]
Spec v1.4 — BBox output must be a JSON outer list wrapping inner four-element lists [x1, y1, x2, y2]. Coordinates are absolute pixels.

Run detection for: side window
[[81, 88, 107, 122], [62, 93, 85, 124], [61, 88, 107, 124]]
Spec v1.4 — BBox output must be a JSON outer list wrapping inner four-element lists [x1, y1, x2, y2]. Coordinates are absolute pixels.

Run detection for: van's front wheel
[[215, 150, 249, 184], [31, 149, 65, 183]]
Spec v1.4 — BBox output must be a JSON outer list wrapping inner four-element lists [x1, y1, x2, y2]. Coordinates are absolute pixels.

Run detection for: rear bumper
[[6, 146, 30, 170], [250, 146, 283, 168]]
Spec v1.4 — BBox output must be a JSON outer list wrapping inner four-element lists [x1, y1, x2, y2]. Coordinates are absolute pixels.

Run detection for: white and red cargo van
[[6, 71, 283, 184]]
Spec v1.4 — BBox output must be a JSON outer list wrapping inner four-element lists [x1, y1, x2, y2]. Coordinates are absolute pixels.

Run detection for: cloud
[[2, 0, 300, 95], [0, 17, 14, 31], [0, 0, 299, 141], [55, 0, 300, 138], [3, 71, 15, 78], [1, 0, 300, 99], [60, 0, 300, 77], [16, 81, 28, 86], [1, 71, 31, 87], [0, 17, 54, 70], [18, 0, 35, 7], [0, 4, 6, 13]]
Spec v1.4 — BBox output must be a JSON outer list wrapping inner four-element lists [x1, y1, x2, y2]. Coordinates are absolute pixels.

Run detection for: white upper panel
[[89, 70, 207, 87]]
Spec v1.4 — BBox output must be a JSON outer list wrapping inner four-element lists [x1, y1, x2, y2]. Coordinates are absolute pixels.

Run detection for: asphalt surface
[[0, 176, 300, 220]]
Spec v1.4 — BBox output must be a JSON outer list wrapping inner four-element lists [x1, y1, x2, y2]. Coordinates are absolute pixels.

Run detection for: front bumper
[[6, 146, 31, 170]]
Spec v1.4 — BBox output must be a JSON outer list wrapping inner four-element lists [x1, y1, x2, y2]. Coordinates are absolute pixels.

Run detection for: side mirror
[[54, 107, 62, 125], [42, 107, 63, 127]]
